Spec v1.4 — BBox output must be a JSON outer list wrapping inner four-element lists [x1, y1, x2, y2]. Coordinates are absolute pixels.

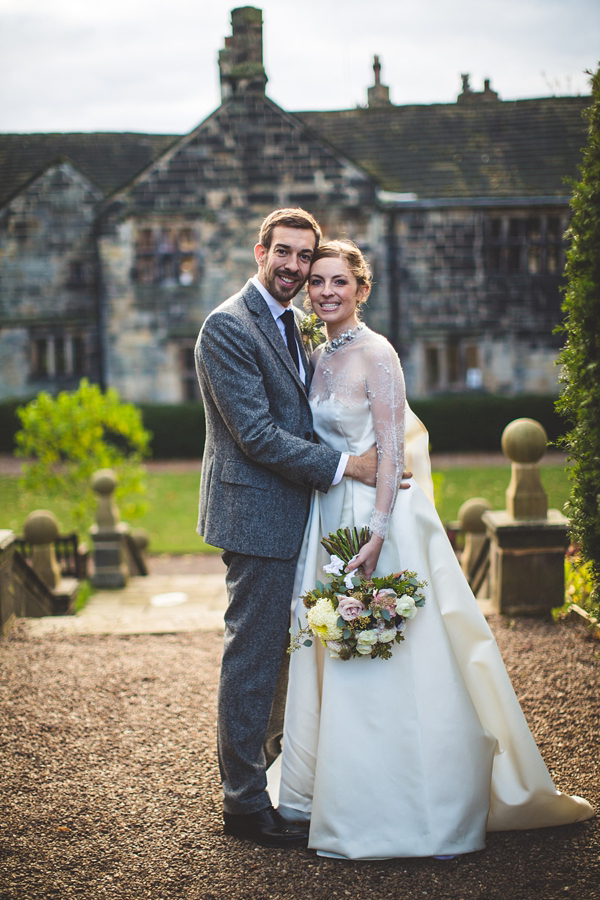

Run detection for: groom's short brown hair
[[258, 208, 322, 251]]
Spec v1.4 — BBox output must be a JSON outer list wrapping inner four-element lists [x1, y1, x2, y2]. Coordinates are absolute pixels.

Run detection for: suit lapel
[[243, 282, 308, 392]]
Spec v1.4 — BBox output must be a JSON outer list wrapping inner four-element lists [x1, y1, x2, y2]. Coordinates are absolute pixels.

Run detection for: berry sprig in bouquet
[[290, 527, 426, 661]]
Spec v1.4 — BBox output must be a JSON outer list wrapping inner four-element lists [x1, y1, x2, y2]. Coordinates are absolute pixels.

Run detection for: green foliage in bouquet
[[555, 66, 600, 616], [290, 527, 427, 661], [15, 379, 151, 532]]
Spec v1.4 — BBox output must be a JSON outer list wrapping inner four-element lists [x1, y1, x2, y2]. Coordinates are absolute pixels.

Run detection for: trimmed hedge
[[411, 394, 563, 454], [0, 399, 29, 454], [138, 402, 206, 460], [0, 398, 205, 460], [0, 393, 562, 459]]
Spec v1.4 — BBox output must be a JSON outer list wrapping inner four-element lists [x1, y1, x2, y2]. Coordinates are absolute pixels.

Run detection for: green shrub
[[556, 67, 600, 607], [554, 554, 599, 623], [565, 555, 597, 616], [15, 380, 151, 531]]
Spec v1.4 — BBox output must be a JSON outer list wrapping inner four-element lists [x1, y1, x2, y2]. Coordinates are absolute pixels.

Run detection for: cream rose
[[395, 596, 418, 619], [356, 629, 378, 655], [326, 640, 344, 659], [377, 627, 396, 643]]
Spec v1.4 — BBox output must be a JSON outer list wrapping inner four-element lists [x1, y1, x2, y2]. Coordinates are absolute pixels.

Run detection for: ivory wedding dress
[[275, 326, 593, 860]]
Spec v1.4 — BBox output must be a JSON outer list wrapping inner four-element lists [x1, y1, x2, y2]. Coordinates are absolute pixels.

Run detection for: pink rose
[[371, 588, 398, 616], [337, 595, 366, 622]]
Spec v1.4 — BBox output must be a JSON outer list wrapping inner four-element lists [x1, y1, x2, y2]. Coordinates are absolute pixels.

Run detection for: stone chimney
[[457, 74, 499, 104], [219, 6, 268, 101], [367, 55, 392, 107]]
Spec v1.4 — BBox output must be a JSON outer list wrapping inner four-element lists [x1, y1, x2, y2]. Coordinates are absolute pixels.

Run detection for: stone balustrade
[[458, 497, 492, 598], [22, 509, 79, 614], [89, 469, 130, 589]]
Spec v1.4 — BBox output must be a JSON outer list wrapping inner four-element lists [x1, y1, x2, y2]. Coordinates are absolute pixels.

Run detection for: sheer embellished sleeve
[[365, 339, 406, 539]]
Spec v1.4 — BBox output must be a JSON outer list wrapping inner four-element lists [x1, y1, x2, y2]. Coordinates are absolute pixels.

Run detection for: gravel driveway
[[1, 616, 598, 900]]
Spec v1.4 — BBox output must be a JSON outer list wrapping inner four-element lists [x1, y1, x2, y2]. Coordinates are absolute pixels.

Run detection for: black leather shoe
[[223, 805, 309, 848]]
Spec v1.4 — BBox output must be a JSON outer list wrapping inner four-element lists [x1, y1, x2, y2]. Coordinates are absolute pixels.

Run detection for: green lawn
[[0, 466, 571, 554], [433, 465, 571, 525], [0, 472, 216, 554]]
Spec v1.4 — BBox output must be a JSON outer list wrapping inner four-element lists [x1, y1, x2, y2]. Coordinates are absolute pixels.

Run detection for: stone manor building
[[0, 7, 591, 404]]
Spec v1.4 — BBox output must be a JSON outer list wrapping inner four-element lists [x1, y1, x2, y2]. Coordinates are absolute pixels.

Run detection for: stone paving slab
[[23, 573, 228, 637], [22, 569, 495, 637]]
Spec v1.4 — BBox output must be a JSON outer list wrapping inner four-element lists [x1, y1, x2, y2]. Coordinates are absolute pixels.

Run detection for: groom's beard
[[262, 267, 305, 304]]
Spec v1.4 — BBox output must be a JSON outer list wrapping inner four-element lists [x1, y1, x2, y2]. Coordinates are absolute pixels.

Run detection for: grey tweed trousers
[[218, 550, 298, 815]]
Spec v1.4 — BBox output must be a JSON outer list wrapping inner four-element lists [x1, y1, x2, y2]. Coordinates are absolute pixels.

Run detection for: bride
[[275, 239, 594, 860]]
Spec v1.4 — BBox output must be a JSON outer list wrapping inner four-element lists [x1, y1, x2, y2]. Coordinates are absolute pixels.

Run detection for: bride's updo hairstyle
[[306, 239, 373, 311]]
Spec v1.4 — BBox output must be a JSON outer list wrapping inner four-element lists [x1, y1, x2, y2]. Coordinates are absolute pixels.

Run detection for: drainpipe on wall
[[386, 208, 400, 352], [92, 216, 107, 392]]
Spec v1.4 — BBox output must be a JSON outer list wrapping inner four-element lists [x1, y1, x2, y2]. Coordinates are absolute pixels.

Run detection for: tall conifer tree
[[557, 66, 600, 611]]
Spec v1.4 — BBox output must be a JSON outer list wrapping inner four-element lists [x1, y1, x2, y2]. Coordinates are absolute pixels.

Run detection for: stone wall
[[0, 163, 102, 398], [393, 203, 568, 398]]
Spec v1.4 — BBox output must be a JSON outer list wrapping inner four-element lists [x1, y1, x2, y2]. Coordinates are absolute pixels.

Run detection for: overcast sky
[[0, 0, 598, 134]]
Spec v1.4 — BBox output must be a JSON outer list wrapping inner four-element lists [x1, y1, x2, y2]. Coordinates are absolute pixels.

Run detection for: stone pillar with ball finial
[[458, 497, 492, 597], [89, 469, 130, 588], [23, 510, 61, 590], [482, 418, 570, 616], [23, 509, 79, 614]]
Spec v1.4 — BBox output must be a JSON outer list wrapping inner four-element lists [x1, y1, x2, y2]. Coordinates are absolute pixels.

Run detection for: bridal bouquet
[[289, 527, 426, 661]]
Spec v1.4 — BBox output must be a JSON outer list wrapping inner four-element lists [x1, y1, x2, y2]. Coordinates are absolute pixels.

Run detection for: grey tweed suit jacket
[[195, 280, 341, 560]]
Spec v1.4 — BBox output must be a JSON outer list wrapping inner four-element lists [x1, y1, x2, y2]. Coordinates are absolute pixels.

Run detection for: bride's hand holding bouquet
[[290, 527, 426, 662]]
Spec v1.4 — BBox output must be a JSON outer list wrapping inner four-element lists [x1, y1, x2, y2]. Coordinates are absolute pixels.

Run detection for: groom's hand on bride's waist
[[344, 445, 412, 489]]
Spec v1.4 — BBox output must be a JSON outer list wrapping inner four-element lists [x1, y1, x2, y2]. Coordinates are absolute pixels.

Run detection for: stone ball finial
[[91, 468, 117, 495], [23, 509, 60, 545], [501, 418, 548, 464], [458, 497, 492, 534]]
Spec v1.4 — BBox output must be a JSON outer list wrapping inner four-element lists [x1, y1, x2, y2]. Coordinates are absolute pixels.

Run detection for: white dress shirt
[[251, 275, 306, 383], [251, 275, 347, 485]]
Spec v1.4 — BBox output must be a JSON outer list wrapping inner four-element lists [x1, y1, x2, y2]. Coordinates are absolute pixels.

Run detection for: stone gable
[[96, 94, 380, 403], [105, 94, 374, 216]]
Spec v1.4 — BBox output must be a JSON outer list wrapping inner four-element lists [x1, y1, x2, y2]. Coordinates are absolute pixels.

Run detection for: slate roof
[[0, 132, 178, 209], [0, 95, 591, 209], [297, 96, 592, 199]]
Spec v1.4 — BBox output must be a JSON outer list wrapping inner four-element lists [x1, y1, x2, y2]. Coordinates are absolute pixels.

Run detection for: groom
[[195, 208, 381, 848]]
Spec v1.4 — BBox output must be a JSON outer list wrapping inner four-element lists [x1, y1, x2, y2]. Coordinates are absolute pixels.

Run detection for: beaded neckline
[[323, 324, 365, 354]]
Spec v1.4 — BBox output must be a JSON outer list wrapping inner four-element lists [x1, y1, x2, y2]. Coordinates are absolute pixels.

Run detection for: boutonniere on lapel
[[298, 313, 325, 352]]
